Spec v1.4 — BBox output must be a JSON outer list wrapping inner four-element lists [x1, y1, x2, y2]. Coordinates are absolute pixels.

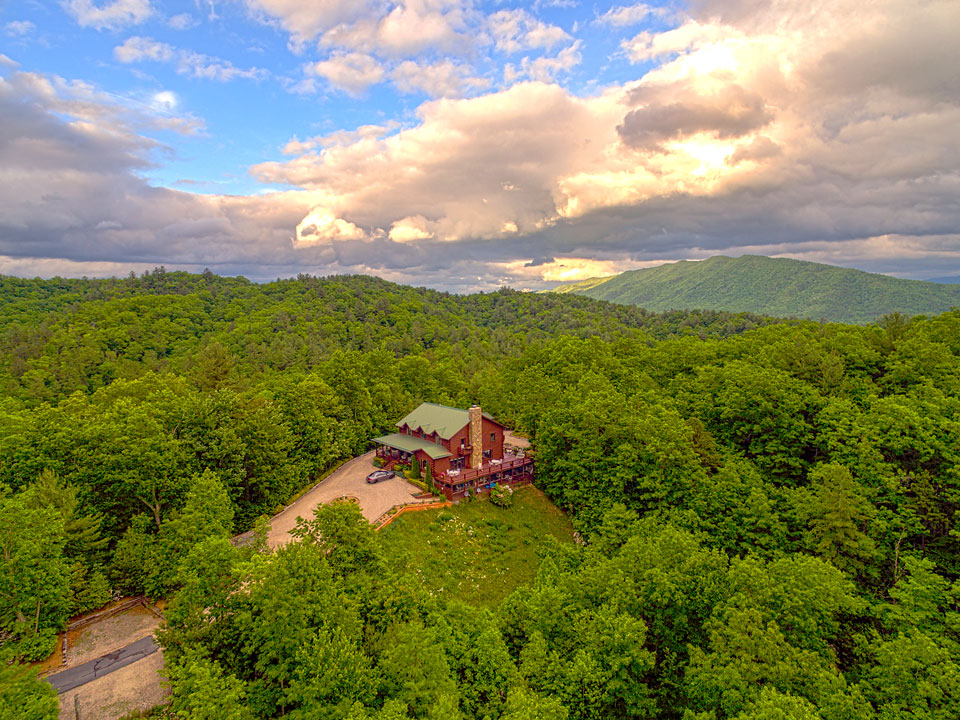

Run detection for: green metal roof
[[372, 433, 452, 460], [396, 402, 499, 440]]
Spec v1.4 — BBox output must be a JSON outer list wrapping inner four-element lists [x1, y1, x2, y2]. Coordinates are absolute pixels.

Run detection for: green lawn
[[379, 487, 574, 607]]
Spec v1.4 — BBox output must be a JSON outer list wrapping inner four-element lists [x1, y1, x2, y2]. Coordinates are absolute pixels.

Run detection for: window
[[490, 432, 495, 443]]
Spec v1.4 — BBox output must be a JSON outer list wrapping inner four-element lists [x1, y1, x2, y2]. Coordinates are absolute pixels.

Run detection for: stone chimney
[[469, 405, 483, 469]]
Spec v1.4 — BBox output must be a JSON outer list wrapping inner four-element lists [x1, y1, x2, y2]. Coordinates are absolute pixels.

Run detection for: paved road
[[45, 635, 159, 694]]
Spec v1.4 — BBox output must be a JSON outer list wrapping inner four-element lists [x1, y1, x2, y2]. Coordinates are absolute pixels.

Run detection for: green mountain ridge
[[550, 255, 960, 324]]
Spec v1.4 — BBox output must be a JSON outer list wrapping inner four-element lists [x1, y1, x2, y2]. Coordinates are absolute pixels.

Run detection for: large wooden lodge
[[372, 402, 534, 501]]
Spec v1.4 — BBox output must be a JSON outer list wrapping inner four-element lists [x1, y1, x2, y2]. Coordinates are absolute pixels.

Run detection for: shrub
[[13, 628, 59, 663], [490, 484, 514, 508]]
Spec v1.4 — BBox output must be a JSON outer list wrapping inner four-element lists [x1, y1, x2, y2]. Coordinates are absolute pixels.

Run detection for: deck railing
[[438, 455, 533, 484]]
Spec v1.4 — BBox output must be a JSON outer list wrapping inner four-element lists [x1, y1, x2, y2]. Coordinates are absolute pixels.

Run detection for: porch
[[374, 445, 412, 469], [372, 432, 451, 471]]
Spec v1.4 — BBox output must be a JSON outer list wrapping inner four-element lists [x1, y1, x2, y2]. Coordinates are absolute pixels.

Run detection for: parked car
[[366, 469, 396, 484]]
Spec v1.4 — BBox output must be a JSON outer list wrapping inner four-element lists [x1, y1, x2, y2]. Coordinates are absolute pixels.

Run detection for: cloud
[[114, 37, 268, 82], [114, 36, 175, 63], [167, 13, 196, 30], [309, 51, 384, 94], [63, 0, 153, 31], [0, 66, 322, 275], [504, 41, 582, 83], [524, 256, 554, 267], [388, 215, 434, 242], [502, 256, 664, 283], [243, 0, 375, 46], [622, 22, 727, 62], [295, 208, 368, 244], [244, 0, 960, 286], [488, 9, 570, 54], [370, 0, 470, 56], [5, 20, 36, 37], [726, 135, 780, 165], [391, 59, 489, 97], [280, 123, 396, 155], [618, 82, 773, 150], [6, 0, 960, 291], [245, 0, 471, 57], [596, 4, 657, 27], [252, 80, 633, 243]]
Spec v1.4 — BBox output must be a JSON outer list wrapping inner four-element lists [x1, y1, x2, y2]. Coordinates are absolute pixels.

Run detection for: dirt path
[[265, 451, 428, 548]]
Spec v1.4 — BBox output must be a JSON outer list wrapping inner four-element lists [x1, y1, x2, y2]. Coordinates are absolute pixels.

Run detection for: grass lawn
[[380, 486, 574, 607]]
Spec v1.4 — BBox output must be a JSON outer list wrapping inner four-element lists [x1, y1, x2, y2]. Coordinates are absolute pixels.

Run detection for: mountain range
[[549, 255, 960, 324]]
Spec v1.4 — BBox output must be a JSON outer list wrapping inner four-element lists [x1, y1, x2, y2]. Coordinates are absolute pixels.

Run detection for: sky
[[0, 0, 958, 292]]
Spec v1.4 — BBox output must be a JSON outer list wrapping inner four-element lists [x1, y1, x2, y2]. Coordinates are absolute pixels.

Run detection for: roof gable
[[397, 403, 469, 440], [397, 402, 505, 439]]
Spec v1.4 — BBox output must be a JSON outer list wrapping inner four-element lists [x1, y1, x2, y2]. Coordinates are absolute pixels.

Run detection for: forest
[[2, 268, 959, 720]]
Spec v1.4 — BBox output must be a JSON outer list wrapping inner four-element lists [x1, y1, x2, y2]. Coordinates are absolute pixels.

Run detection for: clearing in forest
[[380, 486, 574, 607]]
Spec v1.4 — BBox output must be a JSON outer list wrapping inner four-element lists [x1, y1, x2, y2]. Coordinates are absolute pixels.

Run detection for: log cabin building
[[372, 402, 534, 501]]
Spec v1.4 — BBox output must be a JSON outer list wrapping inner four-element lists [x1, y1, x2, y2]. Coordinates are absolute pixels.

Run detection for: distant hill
[[550, 255, 960, 324]]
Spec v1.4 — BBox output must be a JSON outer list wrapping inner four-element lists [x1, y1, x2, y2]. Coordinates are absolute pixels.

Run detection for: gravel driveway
[[267, 451, 426, 548]]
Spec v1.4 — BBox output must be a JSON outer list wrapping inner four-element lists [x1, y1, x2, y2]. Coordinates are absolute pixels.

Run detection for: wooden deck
[[439, 455, 533, 482], [434, 454, 535, 500]]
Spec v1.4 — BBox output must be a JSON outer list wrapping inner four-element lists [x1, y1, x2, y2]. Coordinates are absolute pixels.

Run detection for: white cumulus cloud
[[310, 52, 384, 95], [295, 208, 368, 245]]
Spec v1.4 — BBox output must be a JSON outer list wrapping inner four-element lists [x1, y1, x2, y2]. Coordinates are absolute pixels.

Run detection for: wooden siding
[[481, 416, 504, 461]]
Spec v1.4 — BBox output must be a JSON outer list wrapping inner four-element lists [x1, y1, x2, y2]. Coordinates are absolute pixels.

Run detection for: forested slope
[[551, 255, 960, 323], [4, 270, 960, 720]]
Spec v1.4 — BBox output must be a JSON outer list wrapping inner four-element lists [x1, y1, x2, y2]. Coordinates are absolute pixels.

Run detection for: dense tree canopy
[[2, 270, 960, 719]]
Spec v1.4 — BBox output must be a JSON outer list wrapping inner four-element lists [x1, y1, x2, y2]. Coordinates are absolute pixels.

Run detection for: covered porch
[[371, 432, 451, 471]]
